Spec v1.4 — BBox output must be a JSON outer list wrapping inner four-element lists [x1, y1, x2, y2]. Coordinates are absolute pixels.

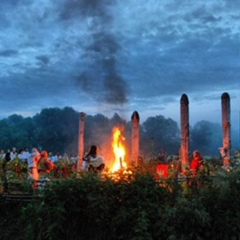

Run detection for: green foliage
[[199, 169, 240, 239], [1, 158, 31, 194], [0, 166, 239, 240], [21, 172, 175, 240], [0, 199, 27, 240], [0, 152, 240, 239], [0, 107, 238, 156]]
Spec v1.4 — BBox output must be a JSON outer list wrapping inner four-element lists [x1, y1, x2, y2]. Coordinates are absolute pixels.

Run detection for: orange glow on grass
[[110, 126, 127, 172]]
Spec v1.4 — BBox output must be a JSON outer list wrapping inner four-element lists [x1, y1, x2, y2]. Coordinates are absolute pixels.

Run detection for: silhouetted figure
[[82, 145, 105, 173]]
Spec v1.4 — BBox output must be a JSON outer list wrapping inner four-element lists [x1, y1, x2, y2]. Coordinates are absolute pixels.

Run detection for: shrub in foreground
[[0, 168, 239, 240]]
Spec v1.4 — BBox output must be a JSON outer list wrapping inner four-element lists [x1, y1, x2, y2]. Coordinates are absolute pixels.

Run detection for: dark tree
[[0, 119, 12, 150], [33, 108, 76, 153], [190, 120, 222, 156], [141, 115, 180, 158]]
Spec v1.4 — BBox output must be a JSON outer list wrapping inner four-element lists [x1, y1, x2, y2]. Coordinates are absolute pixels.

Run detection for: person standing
[[27, 148, 41, 183], [22, 147, 31, 163], [10, 147, 18, 161], [190, 150, 204, 176], [37, 150, 55, 190], [0, 149, 5, 159], [37, 151, 54, 176]]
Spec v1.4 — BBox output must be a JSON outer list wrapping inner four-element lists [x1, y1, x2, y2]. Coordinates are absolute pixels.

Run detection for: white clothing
[[51, 155, 59, 163], [82, 160, 88, 171], [10, 152, 18, 161], [89, 156, 104, 168], [28, 149, 40, 168]]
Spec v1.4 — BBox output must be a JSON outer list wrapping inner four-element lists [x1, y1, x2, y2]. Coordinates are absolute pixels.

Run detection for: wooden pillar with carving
[[77, 112, 85, 173], [221, 92, 231, 166], [131, 111, 140, 166], [180, 94, 190, 170]]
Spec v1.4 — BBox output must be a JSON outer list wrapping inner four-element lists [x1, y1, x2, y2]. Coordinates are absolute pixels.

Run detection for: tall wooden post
[[131, 111, 140, 166], [221, 92, 231, 166], [180, 94, 189, 170], [77, 112, 85, 173]]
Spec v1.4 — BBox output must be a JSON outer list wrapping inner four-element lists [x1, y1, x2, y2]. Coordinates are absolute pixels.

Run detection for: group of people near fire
[[1, 145, 106, 191], [1, 147, 57, 190], [1, 144, 206, 190], [1, 145, 105, 178]]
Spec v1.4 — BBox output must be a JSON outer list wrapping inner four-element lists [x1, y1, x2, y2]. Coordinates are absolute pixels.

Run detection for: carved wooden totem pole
[[77, 112, 85, 172], [180, 94, 190, 170], [221, 92, 231, 166], [131, 111, 140, 166]]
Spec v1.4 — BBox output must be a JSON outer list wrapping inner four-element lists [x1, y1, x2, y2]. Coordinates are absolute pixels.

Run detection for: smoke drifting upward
[[63, 0, 129, 104], [89, 32, 129, 104]]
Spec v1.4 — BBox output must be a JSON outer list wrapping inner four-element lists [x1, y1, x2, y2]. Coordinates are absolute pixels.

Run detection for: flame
[[110, 126, 127, 172]]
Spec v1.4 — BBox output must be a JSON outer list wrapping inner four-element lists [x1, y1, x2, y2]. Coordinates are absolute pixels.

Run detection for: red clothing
[[156, 164, 169, 178], [190, 156, 203, 174]]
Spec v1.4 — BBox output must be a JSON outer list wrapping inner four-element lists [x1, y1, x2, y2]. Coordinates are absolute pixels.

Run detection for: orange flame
[[110, 126, 127, 172]]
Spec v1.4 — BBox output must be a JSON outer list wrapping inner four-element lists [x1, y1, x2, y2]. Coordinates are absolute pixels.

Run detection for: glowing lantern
[[110, 126, 127, 172]]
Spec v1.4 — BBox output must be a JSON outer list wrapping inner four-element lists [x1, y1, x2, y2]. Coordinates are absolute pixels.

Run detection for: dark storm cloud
[[0, 0, 23, 6], [113, 0, 239, 103], [0, 50, 18, 57], [61, 0, 129, 104], [184, 6, 221, 23], [36, 55, 50, 65], [0, 0, 239, 128], [0, 67, 80, 112], [59, 0, 110, 20]]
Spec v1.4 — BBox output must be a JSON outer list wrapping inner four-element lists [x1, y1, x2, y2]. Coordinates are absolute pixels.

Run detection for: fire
[[110, 126, 127, 172]]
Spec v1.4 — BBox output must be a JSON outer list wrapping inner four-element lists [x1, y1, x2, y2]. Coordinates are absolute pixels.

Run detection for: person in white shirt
[[21, 147, 31, 163], [27, 148, 41, 180], [50, 153, 59, 163], [18, 149, 26, 162], [83, 145, 105, 173], [10, 147, 18, 161], [0, 149, 5, 159]]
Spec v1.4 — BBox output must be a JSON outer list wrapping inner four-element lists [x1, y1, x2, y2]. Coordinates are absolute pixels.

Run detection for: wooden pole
[[221, 92, 231, 166], [180, 94, 189, 170], [131, 111, 140, 166], [77, 112, 85, 173]]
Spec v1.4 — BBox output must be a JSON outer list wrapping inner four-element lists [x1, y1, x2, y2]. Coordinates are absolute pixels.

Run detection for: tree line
[[0, 106, 238, 158]]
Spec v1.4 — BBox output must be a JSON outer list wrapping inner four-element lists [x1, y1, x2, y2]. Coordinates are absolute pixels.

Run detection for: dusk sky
[[0, 0, 239, 131]]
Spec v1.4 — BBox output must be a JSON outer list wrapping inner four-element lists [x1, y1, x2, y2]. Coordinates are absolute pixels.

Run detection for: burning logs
[[111, 126, 127, 172], [180, 94, 190, 170]]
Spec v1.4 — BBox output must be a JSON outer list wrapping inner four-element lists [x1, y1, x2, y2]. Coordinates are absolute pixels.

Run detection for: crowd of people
[[0, 147, 78, 165], [0, 145, 106, 191], [1, 145, 205, 191], [0, 145, 106, 182], [0, 147, 79, 191]]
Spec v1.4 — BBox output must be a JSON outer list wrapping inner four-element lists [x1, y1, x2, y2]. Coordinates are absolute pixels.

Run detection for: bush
[[0, 167, 240, 240]]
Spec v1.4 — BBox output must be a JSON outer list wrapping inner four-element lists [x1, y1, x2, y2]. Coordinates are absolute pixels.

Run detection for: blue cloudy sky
[[0, 0, 239, 130]]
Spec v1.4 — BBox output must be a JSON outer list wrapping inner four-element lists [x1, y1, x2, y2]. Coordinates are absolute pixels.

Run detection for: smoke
[[61, 0, 129, 104], [88, 32, 129, 104]]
